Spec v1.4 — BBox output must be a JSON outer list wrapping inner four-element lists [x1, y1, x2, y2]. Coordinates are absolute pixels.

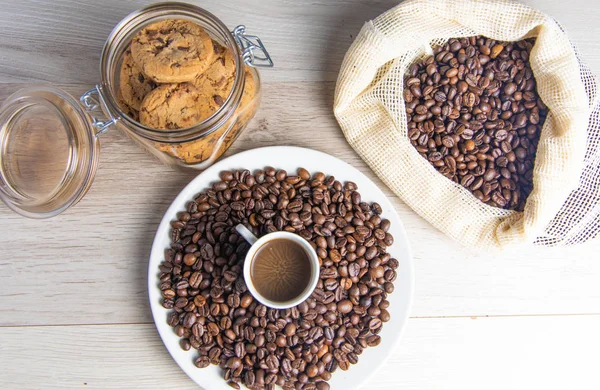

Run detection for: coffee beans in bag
[[334, 0, 599, 249]]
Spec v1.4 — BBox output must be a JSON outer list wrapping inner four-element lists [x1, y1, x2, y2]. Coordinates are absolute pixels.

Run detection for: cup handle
[[236, 224, 258, 245]]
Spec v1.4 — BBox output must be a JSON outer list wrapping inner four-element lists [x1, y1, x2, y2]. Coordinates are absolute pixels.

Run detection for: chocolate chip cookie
[[139, 83, 213, 130], [131, 19, 214, 83], [193, 42, 236, 105], [155, 68, 259, 164], [117, 90, 140, 122], [119, 47, 157, 110], [241, 67, 257, 106]]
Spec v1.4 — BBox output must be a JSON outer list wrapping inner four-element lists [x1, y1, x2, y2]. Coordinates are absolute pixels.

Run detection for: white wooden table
[[1, 1, 599, 389]]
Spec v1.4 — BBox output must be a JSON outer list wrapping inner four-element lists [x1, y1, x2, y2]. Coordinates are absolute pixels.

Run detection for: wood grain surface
[[1, 0, 599, 389], [2, 316, 600, 389]]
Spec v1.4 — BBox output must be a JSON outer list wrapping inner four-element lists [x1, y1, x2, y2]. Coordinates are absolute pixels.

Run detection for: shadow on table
[[318, 0, 402, 106], [315, 0, 402, 159], [134, 170, 197, 322], [313, 1, 402, 169]]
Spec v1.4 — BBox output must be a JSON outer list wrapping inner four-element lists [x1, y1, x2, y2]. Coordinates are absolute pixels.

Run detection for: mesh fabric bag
[[334, 0, 598, 250]]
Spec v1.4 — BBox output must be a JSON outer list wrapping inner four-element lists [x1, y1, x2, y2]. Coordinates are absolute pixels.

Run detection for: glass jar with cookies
[[99, 2, 272, 169], [0, 2, 272, 218]]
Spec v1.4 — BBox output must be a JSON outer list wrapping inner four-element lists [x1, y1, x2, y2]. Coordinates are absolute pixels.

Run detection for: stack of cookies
[[117, 19, 254, 130]]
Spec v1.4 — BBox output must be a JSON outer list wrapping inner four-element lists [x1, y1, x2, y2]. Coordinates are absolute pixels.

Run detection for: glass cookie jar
[[0, 2, 272, 218]]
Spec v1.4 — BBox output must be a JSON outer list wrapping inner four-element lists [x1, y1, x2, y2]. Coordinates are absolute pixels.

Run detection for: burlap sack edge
[[333, 0, 591, 250]]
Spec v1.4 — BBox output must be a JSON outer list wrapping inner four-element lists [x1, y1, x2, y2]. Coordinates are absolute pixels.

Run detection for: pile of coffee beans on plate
[[159, 167, 399, 390], [404, 36, 548, 211]]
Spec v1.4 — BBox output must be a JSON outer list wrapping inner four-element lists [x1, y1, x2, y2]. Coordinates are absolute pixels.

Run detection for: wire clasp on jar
[[80, 86, 119, 138], [232, 25, 274, 68]]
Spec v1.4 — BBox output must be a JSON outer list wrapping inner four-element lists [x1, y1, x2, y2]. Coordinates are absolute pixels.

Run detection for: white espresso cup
[[235, 224, 320, 309]]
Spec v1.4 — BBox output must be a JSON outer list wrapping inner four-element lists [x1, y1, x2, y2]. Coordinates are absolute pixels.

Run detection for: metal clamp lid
[[80, 86, 119, 137], [232, 25, 274, 68]]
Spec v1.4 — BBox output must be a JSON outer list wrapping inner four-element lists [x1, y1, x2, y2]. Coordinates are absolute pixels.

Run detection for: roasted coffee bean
[[195, 356, 210, 368], [405, 37, 546, 211], [240, 294, 253, 308], [207, 322, 220, 336], [161, 167, 398, 388], [317, 381, 331, 390], [227, 294, 241, 308], [366, 335, 381, 347], [183, 253, 197, 266], [337, 300, 353, 314], [369, 318, 383, 330]]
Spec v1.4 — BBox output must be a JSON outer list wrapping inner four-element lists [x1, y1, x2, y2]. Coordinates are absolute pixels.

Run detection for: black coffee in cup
[[250, 238, 312, 302]]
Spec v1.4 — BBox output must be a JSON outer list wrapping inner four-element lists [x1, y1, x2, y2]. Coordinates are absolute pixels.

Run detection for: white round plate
[[148, 146, 414, 389]]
